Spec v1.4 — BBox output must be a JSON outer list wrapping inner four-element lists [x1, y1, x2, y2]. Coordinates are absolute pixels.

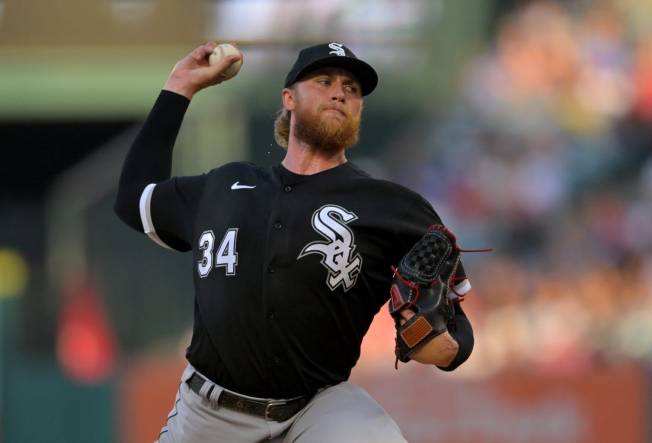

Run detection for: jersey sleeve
[[114, 90, 192, 234], [139, 174, 205, 252], [437, 301, 474, 371], [394, 192, 472, 297]]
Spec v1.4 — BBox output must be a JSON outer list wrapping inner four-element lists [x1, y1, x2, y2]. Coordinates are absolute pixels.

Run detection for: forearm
[[409, 331, 459, 366], [114, 90, 190, 231], [437, 308, 474, 371], [411, 305, 474, 370]]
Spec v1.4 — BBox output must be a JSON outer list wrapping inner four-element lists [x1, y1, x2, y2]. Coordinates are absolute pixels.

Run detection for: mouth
[[322, 107, 347, 117]]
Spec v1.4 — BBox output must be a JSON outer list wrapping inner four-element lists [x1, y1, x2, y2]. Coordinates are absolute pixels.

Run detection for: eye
[[317, 78, 331, 86], [344, 84, 359, 95]]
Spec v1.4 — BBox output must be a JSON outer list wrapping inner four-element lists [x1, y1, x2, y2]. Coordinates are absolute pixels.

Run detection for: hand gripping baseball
[[388, 225, 463, 366], [164, 42, 243, 100]]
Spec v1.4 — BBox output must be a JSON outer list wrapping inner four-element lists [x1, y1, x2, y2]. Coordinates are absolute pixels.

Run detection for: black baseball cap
[[284, 42, 378, 96]]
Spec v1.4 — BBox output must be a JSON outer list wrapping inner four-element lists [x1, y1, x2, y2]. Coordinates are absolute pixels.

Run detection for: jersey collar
[[275, 161, 355, 185]]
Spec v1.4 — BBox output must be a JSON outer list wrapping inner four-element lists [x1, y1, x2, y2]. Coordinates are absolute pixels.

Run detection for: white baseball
[[209, 43, 243, 80]]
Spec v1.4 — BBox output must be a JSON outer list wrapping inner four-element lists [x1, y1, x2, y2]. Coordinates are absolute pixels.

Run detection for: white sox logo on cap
[[328, 42, 346, 57], [284, 42, 378, 95], [298, 205, 362, 292]]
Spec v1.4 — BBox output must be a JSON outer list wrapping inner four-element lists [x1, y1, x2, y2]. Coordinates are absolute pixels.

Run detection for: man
[[115, 41, 474, 443]]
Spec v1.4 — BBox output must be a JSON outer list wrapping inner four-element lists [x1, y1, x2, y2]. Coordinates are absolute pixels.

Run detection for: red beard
[[293, 102, 361, 153]]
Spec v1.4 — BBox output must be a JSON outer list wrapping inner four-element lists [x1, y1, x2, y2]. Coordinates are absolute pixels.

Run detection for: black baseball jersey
[[118, 91, 472, 399]]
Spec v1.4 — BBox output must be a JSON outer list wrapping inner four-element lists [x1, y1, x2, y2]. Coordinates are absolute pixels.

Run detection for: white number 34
[[197, 228, 238, 277]]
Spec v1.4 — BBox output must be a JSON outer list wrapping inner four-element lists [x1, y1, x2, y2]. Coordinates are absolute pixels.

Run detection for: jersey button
[[284, 185, 292, 193], [273, 356, 280, 365], [268, 311, 275, 320], [268, 266, 275, 274], [273, 222, 283, 230]]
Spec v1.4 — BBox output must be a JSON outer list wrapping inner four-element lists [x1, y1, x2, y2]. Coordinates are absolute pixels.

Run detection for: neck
[[282, 135, 347, 175]]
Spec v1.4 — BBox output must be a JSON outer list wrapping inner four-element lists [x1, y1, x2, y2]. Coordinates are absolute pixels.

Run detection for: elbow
[[114, 192, 144, 232], [113, 199, 130, 224]]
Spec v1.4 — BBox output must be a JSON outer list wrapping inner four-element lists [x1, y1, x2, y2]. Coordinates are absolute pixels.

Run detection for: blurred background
[[1, 0, 651, 442]]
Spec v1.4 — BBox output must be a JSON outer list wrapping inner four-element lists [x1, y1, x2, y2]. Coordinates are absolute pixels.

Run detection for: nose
[[331, 85, 346, 103]]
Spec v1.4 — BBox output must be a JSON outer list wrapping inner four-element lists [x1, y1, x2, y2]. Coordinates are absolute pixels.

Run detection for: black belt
[[186, 372, 310, 422]]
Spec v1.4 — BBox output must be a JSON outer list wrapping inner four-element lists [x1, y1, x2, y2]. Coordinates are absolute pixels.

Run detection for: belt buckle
[[264, 399, 287, 421]]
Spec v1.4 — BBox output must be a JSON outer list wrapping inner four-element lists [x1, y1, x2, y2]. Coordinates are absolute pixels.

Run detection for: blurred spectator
[[384, 0, 652, 376]]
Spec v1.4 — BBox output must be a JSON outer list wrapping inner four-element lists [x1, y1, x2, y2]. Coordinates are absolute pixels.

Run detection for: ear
[[281, 87, 296, 112]]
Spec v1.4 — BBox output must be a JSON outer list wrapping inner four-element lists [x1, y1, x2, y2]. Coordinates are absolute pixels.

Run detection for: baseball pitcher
[[115, 41, 475, 443]]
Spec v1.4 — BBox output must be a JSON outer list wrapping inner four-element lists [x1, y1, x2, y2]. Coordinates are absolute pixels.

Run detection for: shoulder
[[346, 162, 431, 206], [204, 161, 271, 181], [168, 162, 262, 186], [207, 161, 260, 176]]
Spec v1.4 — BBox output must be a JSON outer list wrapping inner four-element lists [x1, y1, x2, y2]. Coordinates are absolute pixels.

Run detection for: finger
[[201, 41, 218, 57], [190, 43, 218, 62], [191, 45, 208, 62], [196, 55, 241, 87], [398, 309, 415, 326], [226, 53, 243, 65], [400, 309, 415, 320], [210, 54, 242, 75]]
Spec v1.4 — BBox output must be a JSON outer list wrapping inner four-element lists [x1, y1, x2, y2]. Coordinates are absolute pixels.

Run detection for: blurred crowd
[[385, 0, 652, 377]]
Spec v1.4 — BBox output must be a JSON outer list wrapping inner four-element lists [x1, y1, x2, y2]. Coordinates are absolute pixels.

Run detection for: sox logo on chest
[[298, 205, 362, 292]]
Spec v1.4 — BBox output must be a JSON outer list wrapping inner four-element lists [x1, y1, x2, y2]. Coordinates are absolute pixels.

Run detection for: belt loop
[[198, 375, 214, 399], [208, 384, 223, 409], [181, 364, 195, 383]]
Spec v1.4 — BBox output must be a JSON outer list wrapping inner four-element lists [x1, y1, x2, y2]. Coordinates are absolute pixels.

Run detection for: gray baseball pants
[[155, 364, 407, 443]]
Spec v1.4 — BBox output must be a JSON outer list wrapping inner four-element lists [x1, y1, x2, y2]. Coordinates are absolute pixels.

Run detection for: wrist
[[163, 78, 197, 100]]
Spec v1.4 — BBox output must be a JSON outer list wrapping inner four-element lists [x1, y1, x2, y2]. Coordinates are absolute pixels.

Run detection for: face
[[283, 67, 364, 153]]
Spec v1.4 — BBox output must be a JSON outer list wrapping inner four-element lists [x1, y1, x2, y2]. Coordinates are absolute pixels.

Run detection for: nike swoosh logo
[[231, 181, 256, 190]]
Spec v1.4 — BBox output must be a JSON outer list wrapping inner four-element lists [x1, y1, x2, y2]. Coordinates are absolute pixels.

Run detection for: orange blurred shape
[[56, 279, 117, 384]]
